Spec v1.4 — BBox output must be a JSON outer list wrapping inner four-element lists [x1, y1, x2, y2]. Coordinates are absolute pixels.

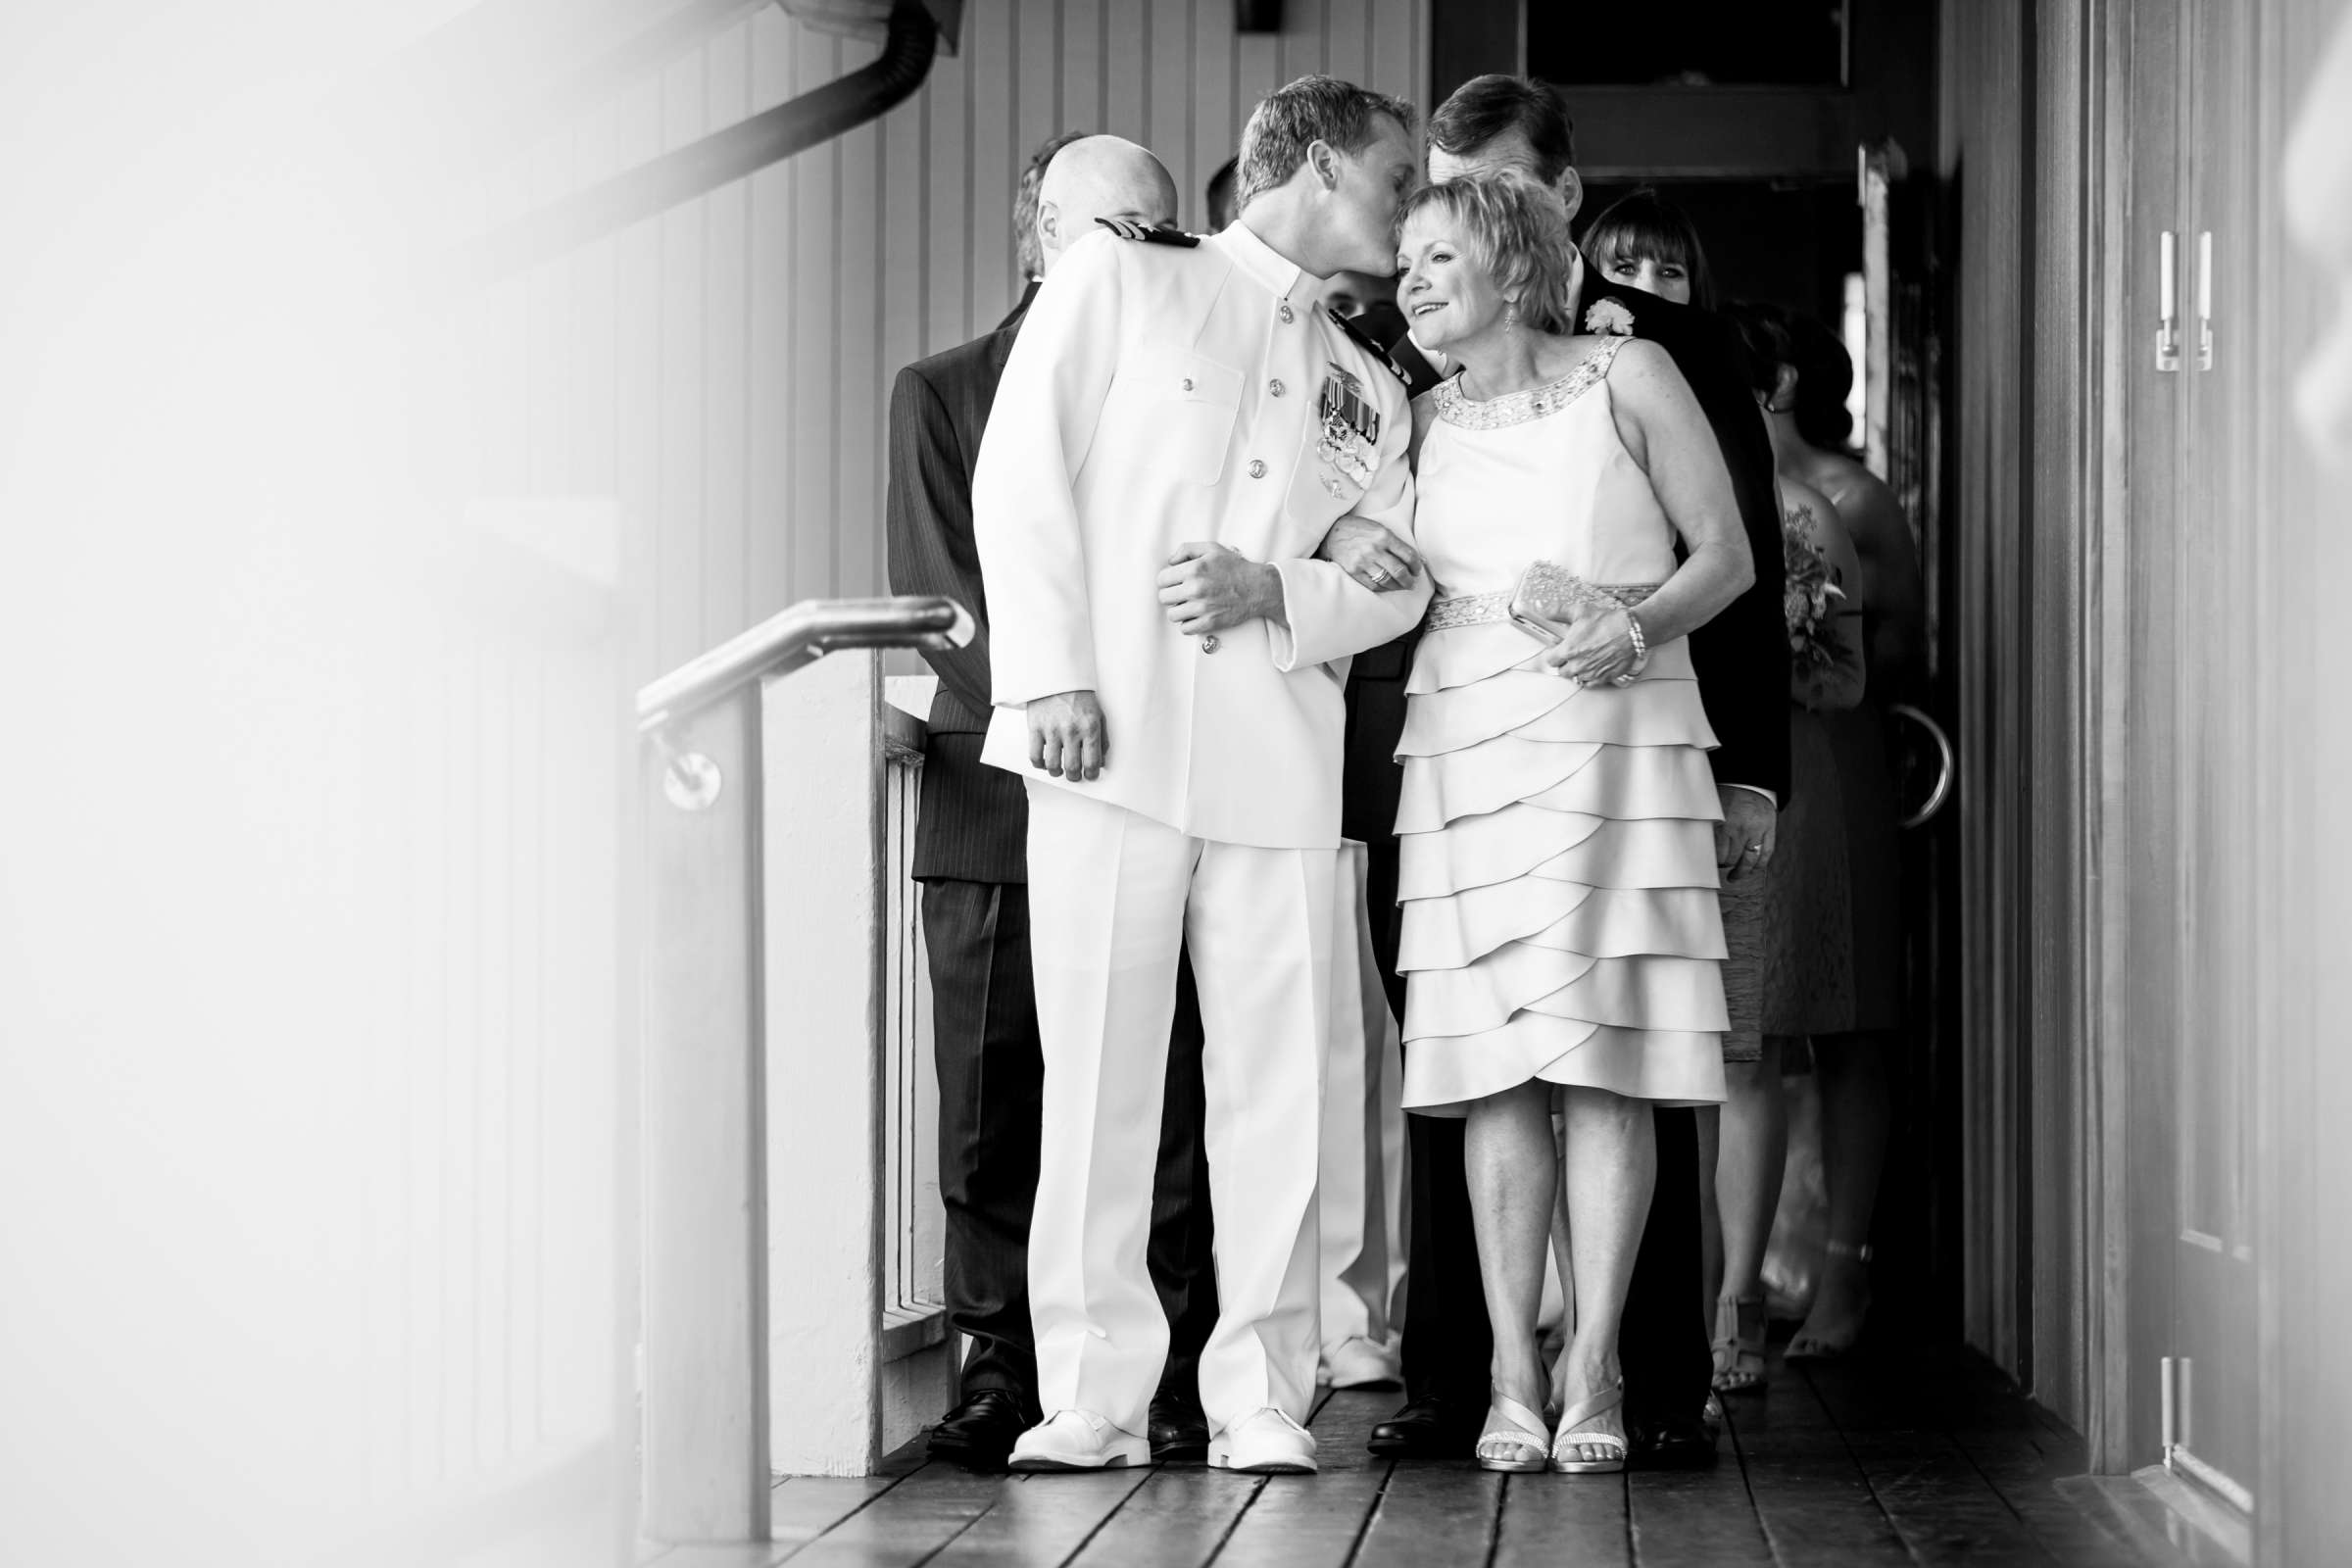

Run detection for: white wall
[[465, 0, 1433, 682]]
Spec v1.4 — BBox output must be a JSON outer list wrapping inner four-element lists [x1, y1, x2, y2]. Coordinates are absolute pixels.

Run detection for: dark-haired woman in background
[[1583, 188, 1717, 312], [1700, 304, 1874, 1394], [1742, 303, 1926, 1364], [1581, 188, 1789, 1388]]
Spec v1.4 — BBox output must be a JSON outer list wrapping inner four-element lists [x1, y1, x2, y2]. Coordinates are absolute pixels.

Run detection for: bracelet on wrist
[[1614, 607, 1649, 686]]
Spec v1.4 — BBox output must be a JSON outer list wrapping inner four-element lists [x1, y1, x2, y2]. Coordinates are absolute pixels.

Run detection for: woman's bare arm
[[1606, 338, 1756, 647], [1539, 338, 1754, 686]]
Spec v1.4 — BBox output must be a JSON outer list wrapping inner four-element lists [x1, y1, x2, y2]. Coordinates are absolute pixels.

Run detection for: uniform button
[[1269, 378, 1286, 397], [1200, 634, 1220, 654], [1278, 303, 1296, 323], [1248, 459, 1267, 478], [1181, 376, 1194, 392]]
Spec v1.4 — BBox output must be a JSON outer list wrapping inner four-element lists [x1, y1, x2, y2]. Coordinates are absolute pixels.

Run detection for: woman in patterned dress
[[1390, 174, 1754, 1474], [1740, 304, 1925, 1362], [1698, 302, 1875, 1394]]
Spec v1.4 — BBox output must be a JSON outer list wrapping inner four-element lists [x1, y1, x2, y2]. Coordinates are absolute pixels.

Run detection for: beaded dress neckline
[[1432, 337, 1627, 430]]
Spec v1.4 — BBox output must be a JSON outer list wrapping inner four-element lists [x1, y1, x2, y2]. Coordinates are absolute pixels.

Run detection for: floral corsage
[[1784, 502, 1850, 689], [1584, 298, 1636, 336]]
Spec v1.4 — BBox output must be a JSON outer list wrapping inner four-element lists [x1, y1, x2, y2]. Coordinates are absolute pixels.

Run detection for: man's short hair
[[1206, 156, 1239, 230], [1014, 129, 1089, 279], [1427, 74, 1576, 186], [1234, 74, 1416, 211]]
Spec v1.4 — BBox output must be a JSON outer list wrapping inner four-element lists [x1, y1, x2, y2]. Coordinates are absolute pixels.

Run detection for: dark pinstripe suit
[[886, 285, 1214, 1414]]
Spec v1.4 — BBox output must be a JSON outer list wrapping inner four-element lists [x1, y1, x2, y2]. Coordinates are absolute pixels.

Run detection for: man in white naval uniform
[[974, 75, 1430, 1475]]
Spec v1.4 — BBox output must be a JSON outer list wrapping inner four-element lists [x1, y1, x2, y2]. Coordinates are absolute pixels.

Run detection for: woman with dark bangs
[[1583, 188, 1718, 312]]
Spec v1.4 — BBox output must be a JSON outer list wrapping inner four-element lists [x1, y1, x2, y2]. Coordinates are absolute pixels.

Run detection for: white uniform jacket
[[973, 221, 1430, 849]]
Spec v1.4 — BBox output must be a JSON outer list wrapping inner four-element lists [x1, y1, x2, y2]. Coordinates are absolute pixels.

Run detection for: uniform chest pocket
[[1137, 353, 1244, 486]]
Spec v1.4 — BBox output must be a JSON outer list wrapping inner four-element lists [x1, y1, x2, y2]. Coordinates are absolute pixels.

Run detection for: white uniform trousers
[[1023, 780, 1336, 1436], [1318, 842, 1408, 1356]]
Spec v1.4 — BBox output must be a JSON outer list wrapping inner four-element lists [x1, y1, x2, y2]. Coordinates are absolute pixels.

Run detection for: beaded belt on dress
[[1424, 576, 1660, 632]]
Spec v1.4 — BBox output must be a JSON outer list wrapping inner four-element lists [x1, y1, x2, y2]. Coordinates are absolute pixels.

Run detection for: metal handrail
[[635, 595, 973, 733]]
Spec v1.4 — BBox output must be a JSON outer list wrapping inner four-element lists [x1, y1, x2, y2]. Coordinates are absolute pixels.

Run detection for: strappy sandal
[[1474, 1392, 1553, 1473], [1548, 1380, 1628, 1475], [1786, 1241, 1874, 1362], [1711, 1295, 1768, 1394]]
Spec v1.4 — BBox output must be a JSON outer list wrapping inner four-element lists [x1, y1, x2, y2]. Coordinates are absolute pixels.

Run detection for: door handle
[[2196, 229, 2215, 370], [1890, 703, 1954, 829], [2155, 229, 2181, 371]]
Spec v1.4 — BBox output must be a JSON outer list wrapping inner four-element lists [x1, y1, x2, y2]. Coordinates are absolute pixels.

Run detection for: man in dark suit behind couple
[[1322, 74, 1789, 1469], [885, 131, 1222, 1471]]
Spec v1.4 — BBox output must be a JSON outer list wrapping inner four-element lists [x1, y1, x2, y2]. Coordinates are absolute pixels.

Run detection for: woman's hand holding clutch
[[1538, 608, 1641, 686]]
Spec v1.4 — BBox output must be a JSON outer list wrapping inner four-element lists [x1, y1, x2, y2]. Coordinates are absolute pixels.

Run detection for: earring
[[1504, 301, 1519, 332]]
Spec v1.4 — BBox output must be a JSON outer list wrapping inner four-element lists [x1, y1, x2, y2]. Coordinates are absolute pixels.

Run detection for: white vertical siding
[[472, 0, 1430, 683]]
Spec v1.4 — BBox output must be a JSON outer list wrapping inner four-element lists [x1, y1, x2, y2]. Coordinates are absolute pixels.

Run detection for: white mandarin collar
[[1213, 220, 1309, 301]]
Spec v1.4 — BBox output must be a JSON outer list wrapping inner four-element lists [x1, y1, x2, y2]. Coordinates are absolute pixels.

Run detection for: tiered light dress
[[1396, 336, 1732, 1116]]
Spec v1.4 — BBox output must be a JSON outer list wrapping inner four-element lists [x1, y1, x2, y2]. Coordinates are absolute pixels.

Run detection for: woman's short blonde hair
[[1393, 172, 1579, 333]]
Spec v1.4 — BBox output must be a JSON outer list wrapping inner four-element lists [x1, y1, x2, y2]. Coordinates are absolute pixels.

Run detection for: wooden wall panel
[[706, 27, 754, 643], [965, 5, 1018, 331], [471, 3, 1431, 686], [1063, 2, 1104, 133], [656, 51, 707, 680], [1103, 0, 1151, 150], [1152, 2, 1199, 204], [789, 29, 844, 630]]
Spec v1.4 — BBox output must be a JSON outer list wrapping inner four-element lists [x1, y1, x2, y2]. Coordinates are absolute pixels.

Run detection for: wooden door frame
[[2068, 0, 2135, 1479], [2021, 0, 2122, 1457], [1942, 0, 2127, 1456], [2020, 0, 2199, 1481], [1940, 0, 2033, 1401]]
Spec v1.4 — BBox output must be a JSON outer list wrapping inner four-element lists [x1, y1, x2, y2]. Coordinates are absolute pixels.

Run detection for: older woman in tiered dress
[[1390, 174, 1754, 1474]]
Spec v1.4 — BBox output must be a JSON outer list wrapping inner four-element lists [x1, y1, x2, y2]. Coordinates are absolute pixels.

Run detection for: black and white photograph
[[5, 1, 2352, 1563]]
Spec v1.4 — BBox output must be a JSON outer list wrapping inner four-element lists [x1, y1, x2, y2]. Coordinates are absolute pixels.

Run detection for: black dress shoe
[[1149, 1390, 1209, 1464], [927, 1390, 1031, 1470], [1627, 1413, 1719, 1471], [1367, 1392, 1485, 1458]]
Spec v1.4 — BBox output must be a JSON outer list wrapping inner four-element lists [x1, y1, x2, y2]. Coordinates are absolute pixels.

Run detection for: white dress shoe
[[1208, 1407, 1318, 1474], [1319, 1333, 1403, 1391], [1006, 1409, 1150, 1471]]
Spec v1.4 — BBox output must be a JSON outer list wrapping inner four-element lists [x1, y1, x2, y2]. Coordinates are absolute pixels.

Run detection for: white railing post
[[642, 686, 771, 1544], [762, 650, 889, 1475], [640, 603, 970, 1519], [759, 654, 955, 1476]]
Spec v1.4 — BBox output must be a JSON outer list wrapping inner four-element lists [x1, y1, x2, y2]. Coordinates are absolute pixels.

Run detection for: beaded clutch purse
[[1506, 560, 1648, 645]]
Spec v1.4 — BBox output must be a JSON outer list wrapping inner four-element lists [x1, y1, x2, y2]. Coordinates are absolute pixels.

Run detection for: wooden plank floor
[[642, 1344, 2187, 1568]]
